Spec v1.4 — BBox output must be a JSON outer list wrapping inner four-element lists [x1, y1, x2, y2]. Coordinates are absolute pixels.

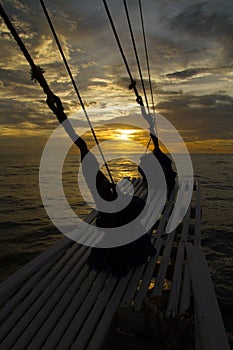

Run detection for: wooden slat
[[151, 228, 176, 296], [0, 240, 80, 344], [0, 246, 65, 325], [133, 238, 162, 311], [32, 269, 100, 350], [0, 243, 89, 348], [118, 177, 137, 194], [120, 190, 165, 309], [194, 181, 201, 246], [166, 242, 185, 317], [141, 189, 164, 229], [186, 243, 230, 350], [0, 237, 72, 306], [0, 177, 144, 349], [14, 263, 93, 349], [180, 204, 191, 243], [166, 205, 191, 317], [86, 271, 134, 350], [155, 186, 177, 239], [78, 226, 104, 248], [0, 209, 98, 307], [195, 305, 202, 350], [179, 259, 191, 315], [165, 179, 192, 234], [119, 178, 143, 198], [56, 276, 117, 350], [133, 178, 143, 194], [103, 187, 164, 311], [120, 263, 145, 309], [1, 178, 229, 350]]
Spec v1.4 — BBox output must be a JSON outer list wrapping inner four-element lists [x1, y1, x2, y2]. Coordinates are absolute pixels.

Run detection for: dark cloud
[[0, 0, 233, 153], [113, 76, 183, 97], [158, 93, 233, 110], [170, 2, 233, 65], [166, 68, 210, 80], [156, 93, 233, 141], [171, 2, 233, 38]]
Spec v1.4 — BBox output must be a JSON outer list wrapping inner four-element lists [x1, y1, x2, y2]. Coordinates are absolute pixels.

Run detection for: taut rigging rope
[[138, 0, 158, 149], [40, 0, 115, 185], [123, 0, 150, 114], [103, 0, 159, 150], [0, 2, 115, 186], [0, 4, 50, 97], [138, 0, 157, 125], [102, 0, 143, 106]]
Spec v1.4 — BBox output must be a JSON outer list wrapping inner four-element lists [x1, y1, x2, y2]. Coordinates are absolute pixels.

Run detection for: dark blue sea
[[0, 153, 232, 341]]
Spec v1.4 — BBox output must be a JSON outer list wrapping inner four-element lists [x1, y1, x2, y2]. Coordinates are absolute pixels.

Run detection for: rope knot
[[136, 95, 143, 106], [30, 66, 45, 83]]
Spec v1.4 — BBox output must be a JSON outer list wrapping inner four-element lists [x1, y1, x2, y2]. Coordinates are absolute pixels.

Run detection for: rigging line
[[123, 0, 150, 114], [145, 136, 152, 154], [102, 0, 143, 106], [139, 0, 157, 151], [139, 0, 156, 122], [0, 4, 52, 99], [0, 5, 35, 70], [40, 0, 115, 185], [145, 137, 151, 152], [103, 0, 155, 153]]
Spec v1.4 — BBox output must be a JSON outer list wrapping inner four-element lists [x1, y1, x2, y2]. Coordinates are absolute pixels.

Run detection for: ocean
[[0, 153, 232, 341]]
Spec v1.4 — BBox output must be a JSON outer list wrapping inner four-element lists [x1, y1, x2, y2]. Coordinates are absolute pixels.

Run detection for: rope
[[0, 4, 56, 102], [40, 0, 115, 185], [123, 0, 150, 113], [138, 0, 158, 150], [0, 4, 35, 68], [103, 0, 159, 151], [102, 0, 143, 106], [139, 0, 156, 122], [0, 2, 114, 185]]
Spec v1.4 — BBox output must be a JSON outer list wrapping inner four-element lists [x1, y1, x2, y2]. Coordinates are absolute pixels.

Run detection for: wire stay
[[40, 0, 115, 185], [103, 0, 143, 106], [103, 0, 160, 151], [138, 0, 158, 151], [123, 0, 150, 113]]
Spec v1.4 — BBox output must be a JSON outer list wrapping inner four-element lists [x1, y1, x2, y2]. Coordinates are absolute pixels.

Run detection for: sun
[[116, 129, 136, 141]]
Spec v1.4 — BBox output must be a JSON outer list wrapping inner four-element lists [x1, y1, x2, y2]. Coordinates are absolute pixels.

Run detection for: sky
[[0, 0, 233, 154]]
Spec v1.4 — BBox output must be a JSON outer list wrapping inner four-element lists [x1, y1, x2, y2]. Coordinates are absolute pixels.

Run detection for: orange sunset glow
[[0, 1, 232, 154]]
